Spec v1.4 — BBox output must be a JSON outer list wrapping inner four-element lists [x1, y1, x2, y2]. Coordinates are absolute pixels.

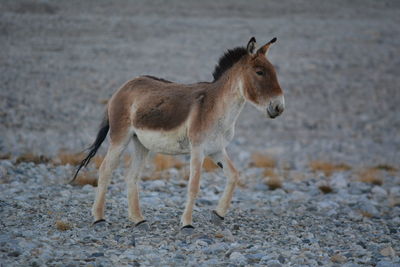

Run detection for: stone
[[266, 259, 282, 267], [210, 211, 224, 226], [380, 246, 396, 258], [331, 173, 348, 189], [147, 180, 166, 191], [291, 190, 310, 202], [376, 260, 399, 267], [331, 254, 347, 263], [91, 252, 104, 257], [318, 200, 339, 211], [372, 186, 387, 197], [229, 252, 246, 263], [222, 229, 235, 242], [358, 200, 380, 218], [195, 239, 208, 247], [246, 253, 265, 263], [8, 251, 21, 257], [278, 254, 286, 263]]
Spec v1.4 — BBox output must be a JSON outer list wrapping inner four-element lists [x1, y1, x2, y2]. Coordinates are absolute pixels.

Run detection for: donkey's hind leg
[[126, 136, 149, 225], [92, 138, 129, 223], [209, 149, 239, 220]]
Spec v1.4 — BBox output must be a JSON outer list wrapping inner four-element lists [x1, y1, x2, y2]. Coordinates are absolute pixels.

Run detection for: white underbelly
[[134, 125, 235, 156], [134, 126, 190, 155]]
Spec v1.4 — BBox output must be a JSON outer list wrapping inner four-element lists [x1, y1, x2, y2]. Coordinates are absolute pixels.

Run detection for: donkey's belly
[[134, 126, 190, 155]]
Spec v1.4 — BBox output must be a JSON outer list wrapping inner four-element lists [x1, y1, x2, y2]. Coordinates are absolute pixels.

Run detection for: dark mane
[[142, 75, 173, 83], [212, 47, 248, 82]]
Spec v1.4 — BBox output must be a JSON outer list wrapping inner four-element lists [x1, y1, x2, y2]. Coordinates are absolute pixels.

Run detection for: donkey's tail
[[70, 111, 109, 183]]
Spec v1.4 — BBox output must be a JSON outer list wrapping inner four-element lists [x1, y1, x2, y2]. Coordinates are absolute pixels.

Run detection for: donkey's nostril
[[275, 106, 280, 113]]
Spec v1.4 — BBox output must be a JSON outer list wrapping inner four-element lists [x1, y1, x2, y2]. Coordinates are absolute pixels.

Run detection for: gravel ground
[[0, 161, 399, 266], [1, 0, 400, 266]]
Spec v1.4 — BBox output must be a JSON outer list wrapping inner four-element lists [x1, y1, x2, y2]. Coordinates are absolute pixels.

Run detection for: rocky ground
[[0, 160, 399, 266], [1, 0, 400, 266]]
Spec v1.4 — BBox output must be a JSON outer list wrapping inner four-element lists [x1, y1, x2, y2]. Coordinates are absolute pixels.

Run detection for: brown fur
[[242, 56, 282, 105], [107, 44, 283, 142]]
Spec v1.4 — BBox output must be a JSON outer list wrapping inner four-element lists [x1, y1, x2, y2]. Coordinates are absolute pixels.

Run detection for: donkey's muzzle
[[267, 96, 285, 119]]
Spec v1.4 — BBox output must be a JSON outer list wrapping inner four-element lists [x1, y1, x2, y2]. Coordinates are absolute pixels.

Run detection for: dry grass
[[93, 155, 104, 169], [309, 161, 351, 176], [153, 154, 184, 171], [249, 153, 276, 168], [99, 98, 109, 105], [359, 210, 374, 218], [55, 220, 72, 231], [71, 171, 98, 187], [266, 176, 283, 190], [373, 164, 397, 172], [214, 233, 224, 238], [358, 168, 383, 186], [0, 153, 11, 160], [319, 184, 333, 194], [180, 168, 190, 181], [263, 168, 282, 190], [55, 151, 85, 166], [203, 157, 219, 172], [16, 153, 51, 164], [142, 171, 165, 181], [389, 197, 400, 207]]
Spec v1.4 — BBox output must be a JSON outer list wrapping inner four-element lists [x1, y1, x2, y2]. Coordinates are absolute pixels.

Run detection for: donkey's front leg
[[181, 147, 204, 228], [210, 149, 239, 219], [126, 137, 149, 226]]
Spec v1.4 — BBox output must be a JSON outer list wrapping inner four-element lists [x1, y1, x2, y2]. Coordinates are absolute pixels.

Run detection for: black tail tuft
[[70, 112, 109, 183]]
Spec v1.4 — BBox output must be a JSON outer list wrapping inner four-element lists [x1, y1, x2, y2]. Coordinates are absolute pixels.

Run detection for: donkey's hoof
[[135, 220, 150, 231], [181, 225, 195, 234], [92, 219, 106, 226], [210, 210, 224, 225]]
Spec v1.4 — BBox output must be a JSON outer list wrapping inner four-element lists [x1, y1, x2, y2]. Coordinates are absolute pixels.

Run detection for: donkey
[[72, 37, 285, 229]]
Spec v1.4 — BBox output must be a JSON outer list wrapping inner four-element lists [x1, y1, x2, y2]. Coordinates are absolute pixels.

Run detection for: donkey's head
[[241, 37, 285, 119]]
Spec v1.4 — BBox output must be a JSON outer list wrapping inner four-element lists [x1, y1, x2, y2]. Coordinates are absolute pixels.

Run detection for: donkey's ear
[[257, 37, 277, 56], [246, 37, 257, 54]]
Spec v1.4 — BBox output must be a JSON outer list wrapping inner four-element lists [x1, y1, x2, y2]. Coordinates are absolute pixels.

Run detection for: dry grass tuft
[[389, 197, 400, 207], [93, 155, 104, 169], [250, 153, 276, 168], [99, 98, 109, 105], [180, 168, 190, 181], [309, 161, 351, 176], [16, 153, 51, 164], [55, 220, 72, 231], [263, 169, 282, 190], [358, 169, 383, 186], [266, 176, 283, 190], [55, 151, 85, 166], [203, 157, 219, 172], [0, 153, 11, 160], [373, 164, 397, 172], [214, 233, 224, 238], [359, 210, 373, 218], [71, 172, 98, 187], [142, 172, 164, 181], [319, 184, 333, 194], [263, 168, 277, 178], [153, 154, 184, 171]]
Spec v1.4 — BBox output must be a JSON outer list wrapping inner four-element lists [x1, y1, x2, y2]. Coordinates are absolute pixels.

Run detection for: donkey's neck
[[213, 74, 246, 130]]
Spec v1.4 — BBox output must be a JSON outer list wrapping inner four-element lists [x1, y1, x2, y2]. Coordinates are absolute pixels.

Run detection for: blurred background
[[1, 0, 399, 169]]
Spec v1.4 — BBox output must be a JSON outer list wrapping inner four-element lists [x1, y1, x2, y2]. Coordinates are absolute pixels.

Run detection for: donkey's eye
[[256, 70, 264, 76]]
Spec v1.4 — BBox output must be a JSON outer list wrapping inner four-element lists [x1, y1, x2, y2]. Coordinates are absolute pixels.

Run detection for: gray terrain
[[1, 0, 399, 266]]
